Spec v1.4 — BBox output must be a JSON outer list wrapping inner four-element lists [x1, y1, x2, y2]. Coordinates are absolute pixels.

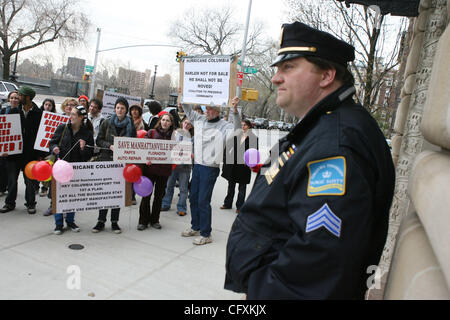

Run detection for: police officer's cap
[[271, 22, 355, 67]]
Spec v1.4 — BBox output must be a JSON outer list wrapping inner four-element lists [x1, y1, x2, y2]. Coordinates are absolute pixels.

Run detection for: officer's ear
[[319, 68, 337, 88]]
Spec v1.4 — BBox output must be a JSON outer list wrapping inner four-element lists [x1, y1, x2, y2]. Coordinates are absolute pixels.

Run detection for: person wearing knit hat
[[129, 104, 149, 132], [115, 97, 129, 112], [18, 86, 36, 100], [78, 95, 89, 112]]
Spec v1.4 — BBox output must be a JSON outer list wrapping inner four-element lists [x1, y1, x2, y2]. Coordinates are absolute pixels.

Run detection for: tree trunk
[[2, 53, 11, 80], [258, 88, 275, 117], [363, 27, 380, 112]]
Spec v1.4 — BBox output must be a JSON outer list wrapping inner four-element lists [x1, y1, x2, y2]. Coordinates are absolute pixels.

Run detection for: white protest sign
[[102, 91, 142, 118], [55, 162, 127, 213], [181, 55, 232, 106], [113, 137, 192, 164], [34, 111, 70, 152], [0, 114, 22, 155]]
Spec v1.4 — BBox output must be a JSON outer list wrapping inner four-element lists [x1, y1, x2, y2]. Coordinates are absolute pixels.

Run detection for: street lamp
[[149, 65, 157, 99], [10, 28, 23, 82]]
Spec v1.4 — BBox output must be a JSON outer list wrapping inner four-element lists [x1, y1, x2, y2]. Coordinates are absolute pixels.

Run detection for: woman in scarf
[[220, 119, 259, 214], [129, 104, 149, 132], [92, 97, 137, 234]]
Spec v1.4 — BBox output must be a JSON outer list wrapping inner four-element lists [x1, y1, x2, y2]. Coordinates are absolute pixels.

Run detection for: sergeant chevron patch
[[305, 203, 341, 238]]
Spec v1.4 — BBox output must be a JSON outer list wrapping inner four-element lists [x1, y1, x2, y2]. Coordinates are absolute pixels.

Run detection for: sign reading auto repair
[[113, 137, 192, 164], [34, 111, 70, 152], [0, 114, 22, 155]]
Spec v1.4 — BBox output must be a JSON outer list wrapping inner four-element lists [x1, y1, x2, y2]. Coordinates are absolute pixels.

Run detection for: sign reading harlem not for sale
[[180, 55, 237, 107]]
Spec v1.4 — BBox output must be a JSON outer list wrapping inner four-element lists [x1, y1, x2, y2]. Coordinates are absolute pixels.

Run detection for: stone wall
[[376, 0, 449, 299]]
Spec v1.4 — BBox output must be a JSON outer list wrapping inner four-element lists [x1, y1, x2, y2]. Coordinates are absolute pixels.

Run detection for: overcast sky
[[21, 0, 287, 84]]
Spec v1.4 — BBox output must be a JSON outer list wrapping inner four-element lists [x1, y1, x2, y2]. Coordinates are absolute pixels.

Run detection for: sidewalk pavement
[[0, 173, 250, 300]]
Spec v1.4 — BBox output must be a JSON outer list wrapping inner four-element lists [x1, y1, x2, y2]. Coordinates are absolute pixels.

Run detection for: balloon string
[[61, 139, 81, 161], [85, 145, 111, 150]]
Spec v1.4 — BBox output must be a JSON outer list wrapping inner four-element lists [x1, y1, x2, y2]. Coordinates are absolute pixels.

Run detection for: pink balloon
[[52, 160, 74, 183]]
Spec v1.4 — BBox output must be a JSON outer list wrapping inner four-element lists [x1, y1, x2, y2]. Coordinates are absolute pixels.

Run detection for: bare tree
[[0, 0, 90, 79], [284, 0, 408, 114], [242, 40, 279, 118], [168, 5, 264, 56]]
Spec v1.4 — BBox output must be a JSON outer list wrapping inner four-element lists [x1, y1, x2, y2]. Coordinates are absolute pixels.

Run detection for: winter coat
[[96, 116, 137, 161], [49, 123, 94, 163], [19, 103, 46, 169], [225, 84, 396, 299], [142, 128, 174, 177], [221, 130, 259, 184]]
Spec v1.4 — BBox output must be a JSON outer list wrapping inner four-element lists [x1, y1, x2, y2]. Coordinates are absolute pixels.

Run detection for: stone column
[[369, 0, 448, 299]]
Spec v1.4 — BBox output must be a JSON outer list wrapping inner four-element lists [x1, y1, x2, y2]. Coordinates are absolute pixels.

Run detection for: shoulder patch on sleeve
[[307, 156, 346, 197]]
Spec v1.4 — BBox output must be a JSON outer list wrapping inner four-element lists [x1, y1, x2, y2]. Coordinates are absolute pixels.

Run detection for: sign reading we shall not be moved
[[180, 55, 237, 106]]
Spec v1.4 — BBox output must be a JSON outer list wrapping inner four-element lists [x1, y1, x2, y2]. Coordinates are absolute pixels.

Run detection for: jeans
[[4, 159, 36, 208], [54, 212, 75, 226], [139, 174, 169, 225], [161, 168, 191, 212], [98, 208, 120, 222], [0, 158, 7, 192], [223, 181, 247, 210], [189, 164, 220, 237]]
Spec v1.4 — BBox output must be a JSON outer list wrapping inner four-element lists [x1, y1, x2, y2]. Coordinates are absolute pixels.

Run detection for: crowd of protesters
[[0, 87, 255, 245]]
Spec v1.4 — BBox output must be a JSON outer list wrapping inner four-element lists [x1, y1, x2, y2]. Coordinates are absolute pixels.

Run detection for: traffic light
[[176, 51, 187, 62], [82, 74, 90, 81], [242, 88, 259, 101]]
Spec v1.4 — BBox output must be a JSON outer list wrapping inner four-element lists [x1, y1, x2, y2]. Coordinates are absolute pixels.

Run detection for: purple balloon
[[244, 148, 260, 168], [133, 176, 153, 197]]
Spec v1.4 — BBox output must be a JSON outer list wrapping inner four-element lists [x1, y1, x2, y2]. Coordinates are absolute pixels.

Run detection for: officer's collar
[[285, 84, 356, 142]]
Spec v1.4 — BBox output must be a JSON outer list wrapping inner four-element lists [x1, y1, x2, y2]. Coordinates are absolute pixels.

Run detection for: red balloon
[[31, 161, 53, 182], [137, 130, 147, 138], [123, 164, 142, 183]]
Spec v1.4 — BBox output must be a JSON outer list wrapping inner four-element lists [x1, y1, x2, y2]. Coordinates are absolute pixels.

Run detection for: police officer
[[224, 22, 395, 299]]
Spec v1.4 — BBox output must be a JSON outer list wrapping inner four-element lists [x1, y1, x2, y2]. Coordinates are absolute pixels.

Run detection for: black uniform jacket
[[224, 84, 395, 299], [20, 103, 46, 168]]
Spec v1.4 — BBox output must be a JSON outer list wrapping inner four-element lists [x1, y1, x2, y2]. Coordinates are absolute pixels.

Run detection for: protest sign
[[180, 55, 237, 106], [113, 137, 192, 164], [102, 91, 142, 118], [53, 162, 131, 214], [34, 111, 70, 152], [0, 114, 22, 156]]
